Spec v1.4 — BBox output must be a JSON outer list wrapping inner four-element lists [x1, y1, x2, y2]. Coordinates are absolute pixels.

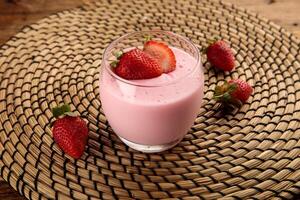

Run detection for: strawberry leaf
[[64, 112, 78, 117], [214, 81, 235, 103], [227, 83, 237, 93], [52, 104, 71, 118], [113, 51, 123, 59], [144, 35, 152, 42], [213, 85, 223, 100], [110, 51, 123, 68], [110, 60, 119, 68], [223, 92, 231, 101], [213, 36, 220, 41]]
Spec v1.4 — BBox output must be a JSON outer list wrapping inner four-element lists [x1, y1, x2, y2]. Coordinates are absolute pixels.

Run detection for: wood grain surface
[[0, 0, 299, 199]]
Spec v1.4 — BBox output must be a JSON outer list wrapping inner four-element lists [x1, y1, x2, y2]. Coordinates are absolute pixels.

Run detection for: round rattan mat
[[1, 0, 300, 199]]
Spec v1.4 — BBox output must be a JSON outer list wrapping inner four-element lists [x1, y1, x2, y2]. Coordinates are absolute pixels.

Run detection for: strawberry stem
[[52, 104, 74, 118], [213, 81, 237, 103], [202, 37, 220, 53], [113, 50, 123, 59], [144, 35, 152, 43], [207, 38, 216, 45], [207, 36, 220, 44], [110, 51, 123, 68], [110, 60, 119, 68], [227, 83, 237, 93]]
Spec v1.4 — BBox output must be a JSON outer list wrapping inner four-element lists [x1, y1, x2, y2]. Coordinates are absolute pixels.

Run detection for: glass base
[[119, 136, 182, 153]]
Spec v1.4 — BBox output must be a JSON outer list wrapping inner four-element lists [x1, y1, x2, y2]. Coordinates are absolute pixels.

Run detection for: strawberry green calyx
[[144, 35, 152, 43], [207, 36, 219, 44], [110, 60, 119, 68], [114, 50, 123, 59], [201, 37, 220, 53], [110, 50, 123, 68], [213, 81, 241, 106], [52, 104, 77, 118]]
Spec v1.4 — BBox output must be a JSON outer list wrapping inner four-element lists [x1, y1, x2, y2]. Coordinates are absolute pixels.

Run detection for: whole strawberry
[[113, 49, 162, 80], [206, 40, 235, 71], [52, 104, 88, 159], [214, 79, 253, 106]]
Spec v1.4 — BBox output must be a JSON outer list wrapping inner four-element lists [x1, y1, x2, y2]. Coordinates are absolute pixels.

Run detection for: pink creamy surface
[[100, 47, 204, 145]]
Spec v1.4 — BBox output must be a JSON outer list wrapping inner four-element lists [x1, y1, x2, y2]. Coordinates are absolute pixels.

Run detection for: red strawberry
[[229, 79, 253, 103], [206, 40, 235, 71], [214, 79, 253, 106], [52, 104, 88, 159], [113, 49, 162, 80], [143, 40, 176, 73]]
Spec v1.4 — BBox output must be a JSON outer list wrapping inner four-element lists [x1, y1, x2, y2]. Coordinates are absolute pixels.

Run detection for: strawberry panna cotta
[[111, 40, 176, 80]]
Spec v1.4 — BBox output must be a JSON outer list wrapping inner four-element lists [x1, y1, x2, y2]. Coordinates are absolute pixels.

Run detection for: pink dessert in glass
[[100, 31, 204, 153]]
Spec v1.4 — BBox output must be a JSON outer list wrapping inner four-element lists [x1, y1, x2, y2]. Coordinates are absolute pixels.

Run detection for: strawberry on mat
[[206, 40, 235, 71], [51, 104, 88, 159], [214, 79, 253, 106]]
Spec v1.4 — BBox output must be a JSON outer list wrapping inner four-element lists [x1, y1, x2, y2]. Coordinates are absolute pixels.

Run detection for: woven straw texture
[[1, 0, 300, 199]]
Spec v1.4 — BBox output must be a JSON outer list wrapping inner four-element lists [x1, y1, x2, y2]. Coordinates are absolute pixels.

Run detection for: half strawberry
[[143, 40, 176, 73]]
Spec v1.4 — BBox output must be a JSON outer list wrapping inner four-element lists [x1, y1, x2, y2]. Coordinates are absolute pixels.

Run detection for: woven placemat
[[1, 0, 300, 199]]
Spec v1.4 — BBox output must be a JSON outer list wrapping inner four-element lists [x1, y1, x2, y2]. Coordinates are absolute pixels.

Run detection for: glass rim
[[102, 30, 201, 87]]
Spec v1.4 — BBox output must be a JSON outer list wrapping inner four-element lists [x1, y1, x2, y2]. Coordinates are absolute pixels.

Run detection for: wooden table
[[0, 0, 299, 199]]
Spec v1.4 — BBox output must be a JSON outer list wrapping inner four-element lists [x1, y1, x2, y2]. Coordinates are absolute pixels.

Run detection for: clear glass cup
[[99, 30, 204, 153]]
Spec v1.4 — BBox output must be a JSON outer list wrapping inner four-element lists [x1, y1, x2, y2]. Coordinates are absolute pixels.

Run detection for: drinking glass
[[100, 30, 204, 153]]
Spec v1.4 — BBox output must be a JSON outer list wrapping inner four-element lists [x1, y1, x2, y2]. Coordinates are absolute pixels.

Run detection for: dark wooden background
[[0, 0, 299, 199]]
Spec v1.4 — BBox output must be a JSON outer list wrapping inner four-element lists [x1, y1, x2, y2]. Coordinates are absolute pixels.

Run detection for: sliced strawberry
[[114, 49, 162, 80], [143, 40, 176, 73]]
